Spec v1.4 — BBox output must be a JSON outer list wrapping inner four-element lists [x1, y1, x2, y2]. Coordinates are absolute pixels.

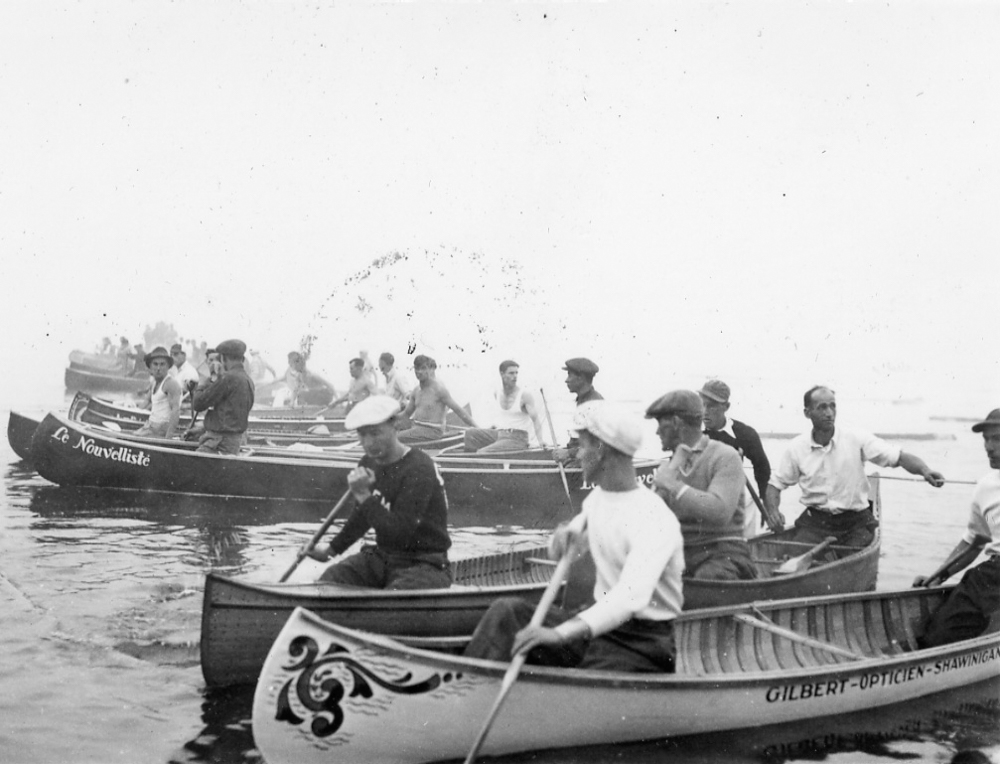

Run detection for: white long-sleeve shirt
[[555, 485, 684, 637]]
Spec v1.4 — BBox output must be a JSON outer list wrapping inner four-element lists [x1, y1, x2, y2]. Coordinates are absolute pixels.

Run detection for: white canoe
[[252, 586, 1000, 764]]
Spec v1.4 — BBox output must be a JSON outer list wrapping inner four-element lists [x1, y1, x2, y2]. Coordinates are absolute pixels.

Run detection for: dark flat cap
[[563, 357, 599, 376], [645, 389, 704, 419], [216, 339, 247, 358]]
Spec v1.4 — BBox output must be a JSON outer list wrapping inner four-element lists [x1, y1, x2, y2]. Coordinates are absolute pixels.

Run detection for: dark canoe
[[201, 545, 559, 687], [68, 349, 127, 372], [64, 366, 151, 395], [29, 412, 657, 514], [7, 411, 40, 462], [251, 586, 1000, 764]]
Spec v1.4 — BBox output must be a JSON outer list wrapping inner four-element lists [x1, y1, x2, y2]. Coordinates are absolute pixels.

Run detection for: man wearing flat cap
[[307, 395, 452, 589], [914, 408, 1000, 648], [133, 346, 182, 439], [168, 343, 201, 397], [191, 339, 255, 454], [646, 389, 757, 581], [698, 379, 775, 535], [465, 401, 684, 672], [553, 357, 604, 465], [765, 385, 945, 547]]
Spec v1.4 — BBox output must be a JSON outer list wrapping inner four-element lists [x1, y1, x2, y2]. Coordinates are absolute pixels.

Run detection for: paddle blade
[[774, 536, 836, 575]]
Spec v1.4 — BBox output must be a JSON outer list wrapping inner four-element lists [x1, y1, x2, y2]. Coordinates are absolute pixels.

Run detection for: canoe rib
[[733, 613, 862, 661]]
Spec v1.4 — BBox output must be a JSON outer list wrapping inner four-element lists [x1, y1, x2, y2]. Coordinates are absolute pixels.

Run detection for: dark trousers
[[463, 596, 676, 673], [319, 545, 451, 590], [917, 557, 1000, 649], [684, 539, 758, 581], [791, 505, 877, 547]]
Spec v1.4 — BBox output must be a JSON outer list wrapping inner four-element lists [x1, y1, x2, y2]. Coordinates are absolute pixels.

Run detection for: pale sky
[[1, 1, 997, 419]]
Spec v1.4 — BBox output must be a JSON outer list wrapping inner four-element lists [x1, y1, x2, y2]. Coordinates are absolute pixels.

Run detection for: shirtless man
[[398, 355, 478, 442], [328, 358, 379, 412], [463, 360, 547, 452]]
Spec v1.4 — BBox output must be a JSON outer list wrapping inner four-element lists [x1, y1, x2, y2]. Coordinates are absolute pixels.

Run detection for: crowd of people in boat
[[117, 334, 1000, 675]]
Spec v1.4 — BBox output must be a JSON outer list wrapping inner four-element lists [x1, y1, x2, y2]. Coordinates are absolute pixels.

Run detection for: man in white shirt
[[464, 401, 685, 672], [378, 352, 412, 406], [914, 408, 1000, 648], [463, 360, 548, 452], [168, 343, 201, 398], [134, 346, 182, 438], [765, 385, 945, 546]]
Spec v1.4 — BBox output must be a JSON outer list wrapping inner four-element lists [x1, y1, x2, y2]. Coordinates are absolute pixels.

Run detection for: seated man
[[464, 360, 548, 452], [379, 351, 412, 405], [914, 408, 1000, 648], [765, 385, 945, 547], [398, 355, 478, 442], [646, 389, 757, 581], [168, 343, 201, 396], [133, 346, 182, 438], [553, 357, 603, 465], [464, 401, 684, 672], [327, 358, 378, 412], [191, 339, 255, 455], [306, 396, 452, 589]]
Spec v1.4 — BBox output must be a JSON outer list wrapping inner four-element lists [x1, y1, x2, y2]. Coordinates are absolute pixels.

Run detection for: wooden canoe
[[7, 411, 39, 462], [200, 545, 557, 687], [252, 587, 1000, 764], [64, 366, 151, 395], [29, 412, 659, 514]]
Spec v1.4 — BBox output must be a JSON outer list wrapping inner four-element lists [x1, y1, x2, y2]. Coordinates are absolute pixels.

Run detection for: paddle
[[539, 388, 574, 508], [774, 536, 837, 575], [463, 552, 574, 764], [279, 489, 353, 582]]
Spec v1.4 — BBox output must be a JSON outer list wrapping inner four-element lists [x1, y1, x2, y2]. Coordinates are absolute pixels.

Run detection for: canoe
[[29, 412, 659, 513], [200, 545, 558, 687], [7, 411, 39, 462], [252, 587, 1000, 764], [64, 366, 151, 395]]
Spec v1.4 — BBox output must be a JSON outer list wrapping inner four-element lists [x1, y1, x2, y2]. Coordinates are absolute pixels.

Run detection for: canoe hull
[[30, 413, 657, 514], [64, 366, 150, 395], [252, 589, 1000, 764], [200, 546, 554, 687], [7, 411, 39, 462]]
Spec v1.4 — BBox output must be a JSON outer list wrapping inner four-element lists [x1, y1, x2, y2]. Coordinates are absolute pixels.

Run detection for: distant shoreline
[[760, 432, 956, 442]]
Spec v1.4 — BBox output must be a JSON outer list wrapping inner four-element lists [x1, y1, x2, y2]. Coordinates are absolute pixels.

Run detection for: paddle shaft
[[279, 489, 353, 582], [734, 613, 863, 661], [539, 388, 574, 508], [463, 553, 574, 764]]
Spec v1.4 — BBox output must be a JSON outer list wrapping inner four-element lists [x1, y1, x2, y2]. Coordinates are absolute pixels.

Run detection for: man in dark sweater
[[698, 379, 776, 534], [307, 395, 452, 589], [191, 339, 255, 454]]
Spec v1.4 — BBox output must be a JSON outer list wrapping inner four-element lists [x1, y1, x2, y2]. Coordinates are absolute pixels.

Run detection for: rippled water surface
[[2, 405, 998, 764]]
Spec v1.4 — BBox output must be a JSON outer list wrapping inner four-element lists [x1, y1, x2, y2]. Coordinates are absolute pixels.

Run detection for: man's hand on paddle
[[549, 522, 587, 562], [306, 542, 333, 562], [347, 466, 376, 503]]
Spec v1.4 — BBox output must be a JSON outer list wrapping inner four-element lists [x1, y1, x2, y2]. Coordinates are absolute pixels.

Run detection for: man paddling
[[464, 360, 547, 452], [464, 401, 684, 672], [646, 390, 757, 581], [191, 339, 255, 455], [765, 385, 945, 546], [378, 351, 413, 405], [306, 396, 453, 589], [398, 355, 478, 442], [133, 346, 182, 438], [913, 408, 1000, 648], [327, 358, 378, 413]]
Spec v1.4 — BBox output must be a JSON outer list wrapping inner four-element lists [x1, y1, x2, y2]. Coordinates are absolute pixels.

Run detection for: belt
[[497, 428, 528, 435]]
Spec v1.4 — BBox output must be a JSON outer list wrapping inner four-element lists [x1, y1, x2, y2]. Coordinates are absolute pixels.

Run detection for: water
[[2, 402, 999, 764]]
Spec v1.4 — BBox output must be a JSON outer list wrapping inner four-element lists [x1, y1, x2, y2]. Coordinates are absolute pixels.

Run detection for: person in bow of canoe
[[307, 395, 453, 589], [553, 356, 603, 465], [646, 389, 757, 581], [913, 408, 1000, 648], [398, 355, 478, 442], [168, 343, 201, 395], [464, 401, 684, 672], [764, 385, 945, 547], [133, 346, 182, 439], [190, 339, 255, 455], [463, 360, 548, 452]]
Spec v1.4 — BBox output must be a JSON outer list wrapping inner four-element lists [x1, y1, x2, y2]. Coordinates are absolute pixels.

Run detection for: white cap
[[571, 401, 644, 457], [344, 396, 402, 429]]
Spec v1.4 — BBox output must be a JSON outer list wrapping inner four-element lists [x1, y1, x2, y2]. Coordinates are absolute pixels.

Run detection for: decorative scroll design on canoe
[[274, 634, 450, 738]]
